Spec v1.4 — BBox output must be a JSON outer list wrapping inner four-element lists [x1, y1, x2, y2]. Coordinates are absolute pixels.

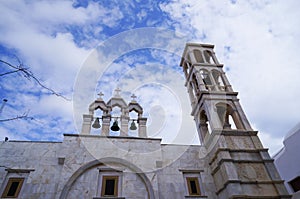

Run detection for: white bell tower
[[81, 88, 147, 138], [180, 43, 291, 199]]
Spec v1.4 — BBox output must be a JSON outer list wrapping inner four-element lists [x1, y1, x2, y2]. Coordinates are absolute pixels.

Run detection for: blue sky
[[0, 0, 299, 155]]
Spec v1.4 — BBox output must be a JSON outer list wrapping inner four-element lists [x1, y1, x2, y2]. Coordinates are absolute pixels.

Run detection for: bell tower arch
[[81, 89, 147, 138], [180, 43, 291, 199]]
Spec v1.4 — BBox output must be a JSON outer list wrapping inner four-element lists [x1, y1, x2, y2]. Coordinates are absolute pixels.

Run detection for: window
[[97, 167, 123, 198], [101, 176, 119, 197], [180, 170, 205, 197], [289, 176, 300, 192], [186, 177, 201, 196], [1, 178, 24, 198]]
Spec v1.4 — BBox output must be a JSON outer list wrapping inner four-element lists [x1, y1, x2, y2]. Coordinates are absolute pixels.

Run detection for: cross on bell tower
[[131, 94, 137, 102], [180, 43, 290, 199]]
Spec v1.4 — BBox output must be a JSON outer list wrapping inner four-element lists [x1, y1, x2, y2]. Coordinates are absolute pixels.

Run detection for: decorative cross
[[131, 94, 137, 101], [114, 87, 121, 96], [97, 92, 104, 98]]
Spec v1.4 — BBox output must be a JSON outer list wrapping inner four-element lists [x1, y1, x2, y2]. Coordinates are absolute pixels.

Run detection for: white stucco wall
[[0, 134, 214, 199], [274, 124, 300, 197]]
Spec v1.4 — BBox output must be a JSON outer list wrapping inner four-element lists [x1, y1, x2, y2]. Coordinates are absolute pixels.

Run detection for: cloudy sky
[[0, 0, 299, 155]]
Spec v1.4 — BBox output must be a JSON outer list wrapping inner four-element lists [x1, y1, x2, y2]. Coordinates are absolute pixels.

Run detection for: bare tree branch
[[0, 69, 22, 76], [0, 111, 34, 122], [0, 59, 70, 101]]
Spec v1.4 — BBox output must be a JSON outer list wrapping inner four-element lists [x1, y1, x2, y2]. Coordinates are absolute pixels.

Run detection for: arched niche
[[88, 99, 109, 134], [107, 97, 128, 115], [59, 157, 155, 199], [212, 70, 225, 91], [203, 50, 215, 64], [110, 106, 122, 135], [193, 49, 204, 63], [128, 110, 139, 136], [200, 69, 212, 90], [89, 99, 109, 115], [215, 103, 244, 130], [199, 110, 212, 142], [128, 102, 143, 117]]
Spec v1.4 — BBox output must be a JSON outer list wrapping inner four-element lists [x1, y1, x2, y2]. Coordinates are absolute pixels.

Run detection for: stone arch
[[200, 69, 212, 90], [89, 100, 109, 115], [203, 50, 215, 64], [212, 69, 225, 91], [59, 157, 155, 199], [193, 49, 204, 63], [199, 110, 211, 143], [107, 98, 128, 115], [215, 102, 244, 129], [128, 103, 143, 117]]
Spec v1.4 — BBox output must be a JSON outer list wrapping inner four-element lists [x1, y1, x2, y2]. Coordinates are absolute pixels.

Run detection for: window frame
[[97, 167, 123, 198], [1, 177, 25, 198], [186, 177, 201, 196], [179, 169, 205, 197], [101, 175, 119, 197]]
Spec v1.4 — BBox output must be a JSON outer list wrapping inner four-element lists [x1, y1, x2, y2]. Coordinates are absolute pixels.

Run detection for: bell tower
[[180, 43, 290, 198], [81, 88, 147, 138], [180, 43, 253, 143]]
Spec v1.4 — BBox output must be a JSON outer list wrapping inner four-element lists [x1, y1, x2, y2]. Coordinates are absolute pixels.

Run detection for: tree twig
[[0, 112, 34, 122], [0, 59, 70, 101]]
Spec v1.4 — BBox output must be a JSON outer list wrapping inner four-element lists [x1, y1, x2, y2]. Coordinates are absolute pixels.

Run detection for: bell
[[92, 117, 101, 129], [129, 120, 137, 130], [110, 120, 120, 131]]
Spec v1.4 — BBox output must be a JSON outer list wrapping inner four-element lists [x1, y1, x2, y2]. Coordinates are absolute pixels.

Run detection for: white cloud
[[0, 0, 126, 93], [0, 0, 113, 139], [33, 95, 73, 118], [1, 0, 299, 154], [137, 9, 147, 21]]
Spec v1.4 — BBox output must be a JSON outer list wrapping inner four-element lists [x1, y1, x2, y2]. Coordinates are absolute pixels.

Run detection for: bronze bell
[[92, 117, 101, 129], [129, 120, 137, 130], [110, 120, 120, 131]]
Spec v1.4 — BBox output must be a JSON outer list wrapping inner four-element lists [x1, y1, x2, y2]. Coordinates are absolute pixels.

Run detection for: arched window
[[212, 70, 225, 91], [91, 109, 104, 134], [193, 50, 204, 63], [110, 106, 122, 135], [216, 103, 243, 129], [200, 69, 212, 90], [128, 110, 138, 136], [203, 50, 215, 64], [199, 110, 212, 142]]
